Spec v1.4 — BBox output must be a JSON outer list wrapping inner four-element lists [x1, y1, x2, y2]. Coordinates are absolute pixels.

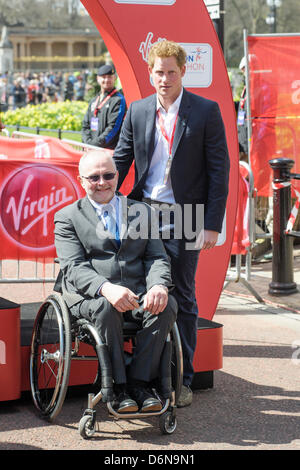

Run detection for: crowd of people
[[0, 70, 90, 111]]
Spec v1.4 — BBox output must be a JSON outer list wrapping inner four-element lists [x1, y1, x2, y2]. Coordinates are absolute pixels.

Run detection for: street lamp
[[266, 0, 282, 33]]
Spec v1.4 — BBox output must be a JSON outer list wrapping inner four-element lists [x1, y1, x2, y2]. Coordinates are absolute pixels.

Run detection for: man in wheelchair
[[54, 149, 177, 414]]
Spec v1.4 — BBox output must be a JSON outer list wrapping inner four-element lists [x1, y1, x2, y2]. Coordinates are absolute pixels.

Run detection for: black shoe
[[129, 386, 162, 412], [112, 391, 138, 413]]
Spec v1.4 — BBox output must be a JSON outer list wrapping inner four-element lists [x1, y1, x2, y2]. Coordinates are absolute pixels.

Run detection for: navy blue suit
[[114, 88, 230, 385]]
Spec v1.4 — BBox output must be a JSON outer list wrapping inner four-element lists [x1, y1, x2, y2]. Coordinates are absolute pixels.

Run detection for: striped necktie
[[103, 206, 120, 246]]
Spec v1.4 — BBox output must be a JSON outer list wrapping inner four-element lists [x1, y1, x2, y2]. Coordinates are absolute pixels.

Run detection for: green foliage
[[84, 72, 101, 103], [0, 101, 88, 131]]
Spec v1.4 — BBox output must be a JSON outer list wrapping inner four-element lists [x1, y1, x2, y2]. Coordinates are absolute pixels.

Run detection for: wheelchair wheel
[[159, 411, 177, 435], [30, 293, 72, 421], [171, 323, 183, 404], [79, 413, 96, 439]]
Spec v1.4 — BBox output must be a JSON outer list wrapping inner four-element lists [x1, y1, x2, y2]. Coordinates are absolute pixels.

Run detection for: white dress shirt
[[88, 194, 120, 230], [143, 88, 183, 204], [88, 194, 121, 295]]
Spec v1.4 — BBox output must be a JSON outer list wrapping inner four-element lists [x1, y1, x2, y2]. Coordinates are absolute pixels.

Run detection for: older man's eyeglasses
[[80, 172, 116, 183]]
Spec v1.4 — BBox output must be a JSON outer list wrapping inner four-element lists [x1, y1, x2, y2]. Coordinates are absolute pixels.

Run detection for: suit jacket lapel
[[172, 88, 191, 158], [80, 196, 101, 225], [145, 95, 157, 166], [119, 195, 146, 246], [119, 194, 128, 241]]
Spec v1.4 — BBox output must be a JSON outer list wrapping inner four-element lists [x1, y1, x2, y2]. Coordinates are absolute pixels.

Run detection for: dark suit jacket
[[114, 88, 230, 233], [54, 195, 173, 307]]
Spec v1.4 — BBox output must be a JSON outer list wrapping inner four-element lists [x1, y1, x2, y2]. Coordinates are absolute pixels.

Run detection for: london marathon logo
[[0, 164, 79, 250]]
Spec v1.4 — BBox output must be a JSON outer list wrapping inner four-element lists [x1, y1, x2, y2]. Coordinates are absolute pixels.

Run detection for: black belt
[[142, 197, 176, 209]]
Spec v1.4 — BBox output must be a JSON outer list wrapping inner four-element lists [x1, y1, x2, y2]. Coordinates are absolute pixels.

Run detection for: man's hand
[[202, 230, 219, 250], [101, 282, 139, 312], [195, 229, 219, 250], [143, 284, 168, 315]]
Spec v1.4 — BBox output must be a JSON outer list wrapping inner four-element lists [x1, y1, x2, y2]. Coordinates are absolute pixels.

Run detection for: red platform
[[0, 300, 223, 401], [0, 298, 21, 401]]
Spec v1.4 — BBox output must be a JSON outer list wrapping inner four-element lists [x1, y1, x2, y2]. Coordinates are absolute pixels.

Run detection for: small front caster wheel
[[79, 414, 96, 439], [159, 411, 177, 435]]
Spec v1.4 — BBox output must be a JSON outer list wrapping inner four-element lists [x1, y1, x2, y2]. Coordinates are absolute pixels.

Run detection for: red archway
[[81, 0, 239, 321]]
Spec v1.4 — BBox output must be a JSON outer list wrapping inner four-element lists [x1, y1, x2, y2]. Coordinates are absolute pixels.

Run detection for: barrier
[[227, 32, 300, 300], [0, 131, 98, 284], [224, 162, 264, 303], [269, 158, 300, 296]]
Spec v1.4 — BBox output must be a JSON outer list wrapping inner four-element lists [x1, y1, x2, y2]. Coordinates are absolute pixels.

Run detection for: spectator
[[13, 78, 26, 109], [74, 76, 85, 101], [27, 79, 38, 105], [82, 64, 126, 149], [64, 73, 74, 101]]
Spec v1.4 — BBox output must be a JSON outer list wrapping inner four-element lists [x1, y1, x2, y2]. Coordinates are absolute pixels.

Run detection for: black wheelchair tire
[[30, 293, 72, 421], [171, 323, 183, 404]]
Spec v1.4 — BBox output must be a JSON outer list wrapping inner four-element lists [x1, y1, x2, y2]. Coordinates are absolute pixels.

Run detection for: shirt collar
[[88, 194, 118, 214], [156, 87, 183, 114]]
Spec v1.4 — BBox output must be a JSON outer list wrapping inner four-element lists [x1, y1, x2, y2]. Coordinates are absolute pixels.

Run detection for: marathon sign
[[182, 43, 212, 88], [139, 34, 212, 88], [1, 164, 78, 251], [0, 136, 84, 260]]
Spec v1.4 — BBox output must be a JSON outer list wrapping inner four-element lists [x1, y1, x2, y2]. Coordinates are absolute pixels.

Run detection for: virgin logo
[[139, 32, 166, 63], [0, 164, 80, 250]]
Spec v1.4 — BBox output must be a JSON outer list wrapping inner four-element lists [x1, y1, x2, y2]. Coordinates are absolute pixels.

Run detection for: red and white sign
[[0, 136, 84, 260], [80, 0, 239, 320], [248, 35, 300, 197]]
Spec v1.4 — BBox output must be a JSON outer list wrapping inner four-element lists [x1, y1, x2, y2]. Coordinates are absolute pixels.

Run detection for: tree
[[0, 0, 94, 29], [224, 0, 300, 67]]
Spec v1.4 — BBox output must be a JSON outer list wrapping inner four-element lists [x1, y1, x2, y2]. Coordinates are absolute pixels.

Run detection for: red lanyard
[[157, 108, 178, 157], [94, 88, 118, 116]]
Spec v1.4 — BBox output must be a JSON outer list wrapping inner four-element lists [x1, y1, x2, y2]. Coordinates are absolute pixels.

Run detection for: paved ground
[[1, 250, 300, 452]]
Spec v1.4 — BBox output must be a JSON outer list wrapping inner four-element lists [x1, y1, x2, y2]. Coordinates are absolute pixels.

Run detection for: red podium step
[[0, 298, 21, 401]]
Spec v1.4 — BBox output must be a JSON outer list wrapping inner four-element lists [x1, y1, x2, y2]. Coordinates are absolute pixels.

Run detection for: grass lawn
[[4, 126, 82, 143]]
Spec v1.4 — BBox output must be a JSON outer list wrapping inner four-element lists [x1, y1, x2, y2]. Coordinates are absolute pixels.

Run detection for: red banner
[[81, 0, 239, 321], [0, 136, 85, 260], [248, 35, 300, 196]]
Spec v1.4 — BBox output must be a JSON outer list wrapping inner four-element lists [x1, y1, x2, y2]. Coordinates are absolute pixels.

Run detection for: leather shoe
[[129, 386, 162, 412], [112, 391, 138, 413]]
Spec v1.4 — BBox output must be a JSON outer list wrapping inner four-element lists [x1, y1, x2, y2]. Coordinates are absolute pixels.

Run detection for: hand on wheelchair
[[143, 284, 168, 315], [100, 282, 139, 312]]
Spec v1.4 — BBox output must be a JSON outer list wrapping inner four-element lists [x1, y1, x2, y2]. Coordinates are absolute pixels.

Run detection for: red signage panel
[[81, 0, 239, 320], [0, 136, 85, 260]]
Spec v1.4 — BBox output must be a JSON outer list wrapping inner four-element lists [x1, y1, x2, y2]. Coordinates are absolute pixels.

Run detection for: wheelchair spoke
[[30, 293, 71, 420]]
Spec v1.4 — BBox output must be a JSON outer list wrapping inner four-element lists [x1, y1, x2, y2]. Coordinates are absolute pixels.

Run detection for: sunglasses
[[81, 172, 116, 183]]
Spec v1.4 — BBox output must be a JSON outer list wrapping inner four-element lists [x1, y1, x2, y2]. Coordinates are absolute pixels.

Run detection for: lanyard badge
[[93, 88, 118, 117], [157, 109, 178, 184]]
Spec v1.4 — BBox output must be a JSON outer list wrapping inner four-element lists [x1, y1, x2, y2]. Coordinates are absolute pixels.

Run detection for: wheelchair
[[29, 291, 183, 439]]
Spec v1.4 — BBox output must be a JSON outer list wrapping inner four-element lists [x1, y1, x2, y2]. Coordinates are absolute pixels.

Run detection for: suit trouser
[[142, 199, 201, 387], [162, 237, 200, 387], [70, 295, 177, 384]]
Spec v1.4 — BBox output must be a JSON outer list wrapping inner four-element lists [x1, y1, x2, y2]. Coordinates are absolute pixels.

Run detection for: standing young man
[[114, 40, 230, 407], [82, 64, 127, 149]]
